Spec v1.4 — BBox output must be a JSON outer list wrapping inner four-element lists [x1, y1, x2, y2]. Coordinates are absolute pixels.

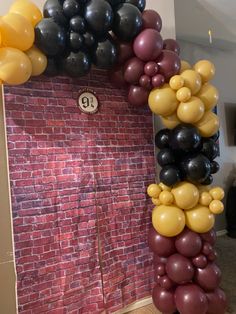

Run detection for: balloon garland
[[0, 0, 227, 313]]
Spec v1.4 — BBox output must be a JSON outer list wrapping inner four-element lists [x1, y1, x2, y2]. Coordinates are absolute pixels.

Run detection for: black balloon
[[69, 31, 84, 50], [84, 0, 113, 36], [44, 57, 60, 76], [107, 0, 123, 7], [35, 18, 66, 56], [210, 161, 220, 174], [157, 149, 175, 167], [43, 0, 67, 26], [83, 31, 97, 48], [62, 50, 91, 77], [124, 0, 146, 12], [202, 139, 219, 161], [210, 131, 220, 142], [63, 0, 80, 18], [155, 129, 170, 149], [160, 165, 181, 186], [170, 124, 201, 153], [201, 175, 213, 186], [92, 35, 117, 69], [70, 15, 86, 33], [112, 3, 143, 42]]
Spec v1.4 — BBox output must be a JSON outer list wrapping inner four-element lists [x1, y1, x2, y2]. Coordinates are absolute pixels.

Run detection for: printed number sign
[[78, 90, 99, 114]]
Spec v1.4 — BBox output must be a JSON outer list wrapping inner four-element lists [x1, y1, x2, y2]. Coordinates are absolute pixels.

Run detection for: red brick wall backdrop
[[5, 69, 155, 314]]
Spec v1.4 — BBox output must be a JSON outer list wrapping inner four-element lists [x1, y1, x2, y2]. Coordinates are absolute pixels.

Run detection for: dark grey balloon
[[43, 0, 67, 26], [70, 15, 86, 33], [63, 0, 80, 18], [124, 0, 146, 12], [62, 51, 91, 77], [92, 36, 118, 69]]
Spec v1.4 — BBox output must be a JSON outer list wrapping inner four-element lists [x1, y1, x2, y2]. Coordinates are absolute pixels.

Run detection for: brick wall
[[4, 69, 155, 313]]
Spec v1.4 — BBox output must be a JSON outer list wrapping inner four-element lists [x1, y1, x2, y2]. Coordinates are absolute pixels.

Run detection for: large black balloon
[[160, 165, 181, 186], [43, 0, 67, 26], [35, 18, 66, 56], [155, 129, 170, 149], [44, 57, 60, 76], [70, 15, 86, 33], [202, 139, 219, 161], [69, 31, 84, 51], [210, 161, 220, 174], [62, 50, 91, 77], [112, 3, 143, 42], [157, 149, 175, 167], [170, 124, 201, 153], [180, 154, 211, 183], [63, 0, 80, 18], [92, 35, 117, 69], [84, 0, 113, 37], [124, 0, 146, 12]]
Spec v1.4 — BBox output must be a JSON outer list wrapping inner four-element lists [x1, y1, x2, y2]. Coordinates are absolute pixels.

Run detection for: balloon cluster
[[149, 226, 227, 314], [0, 0, 47, 85], [155, 124, 220, 186]]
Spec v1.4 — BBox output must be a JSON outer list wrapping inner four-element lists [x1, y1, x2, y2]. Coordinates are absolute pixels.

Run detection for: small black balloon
[[43, 57, 60, 76], [124, 0, 146, 12], [210, 161, 220, 174], [210, 131, 220, 142], [157, 148, 175, 167], [155, 129, 170, 149], [112, 3, 143, 42], [170, 124, 201, 153], [69, 31, 84, 50], [43, 0, 67, 26], [70, 15, 86, 33], [83, 31, 96, 48], [159, 165, 181, 187], [201, 175, 213, 186], [92, 35, 117, 69], [63, 0, 80, 18], [201, 139, 219, 160], [106, 0, 123, 7], [62, 50, 91, 77]]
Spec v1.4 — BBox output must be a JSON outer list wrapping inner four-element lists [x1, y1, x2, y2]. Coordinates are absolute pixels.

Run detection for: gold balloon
[[0, 13, 34, 51], [9, 0, 43, 27], [159, 183, 172, 191], [161, 113, 181, 129], [197, 83, 219, 111], [147, 184, 161, 198], [148, 84, 178, 117], [0, 47, 32, 85], [180, 69, 202, 95], [171, 181, 199, 210], [180, 60, 191, 73], [209, 187, 225, 201], [185, 205, 215, 233], [25, 45, 47, 76], [209, 200, 224, 214], [194, 60, 215, 83], [199, 192, 212, 206], [152, 205, 185, 237], [177, 96, 205, 124], [195, 111, 220, 137], [152, 198, 161, 206], [159, 191, 174, 205], [169, 75, 184, 90], [176, 87, 191, 102]]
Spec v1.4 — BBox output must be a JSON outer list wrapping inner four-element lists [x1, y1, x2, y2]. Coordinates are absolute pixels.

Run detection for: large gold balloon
[[161, 113, 180, 129], [147, 184, 161, 198], [148, 84, 178, 117], [185, 205, 215, 233], [195, 111, 220, 137], [0, 47, 32, 85], [152, 205, 185, 237], [177, 96, 205, 124], [180, 60, 191, 73], [180, 69, 202, 95], [9, 0, 42, 27], [0, 13, 34, 51], [171, 182, 199, 210], [25, 45, 47, 76], [197, 83, 219, 111], [194, 60, 215, 83]]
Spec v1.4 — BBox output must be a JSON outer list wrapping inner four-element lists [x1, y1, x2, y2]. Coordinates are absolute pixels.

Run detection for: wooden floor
[[128, 304, 160, 314]]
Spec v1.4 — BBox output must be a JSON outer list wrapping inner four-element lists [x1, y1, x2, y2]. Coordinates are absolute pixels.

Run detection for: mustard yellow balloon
[[181, 69, 202, 95], [0, 47, 32, 85], [152, 198, 161, 206], [147, 184, 161, 198], [159, 191, 174, 205], [169, 75, 184, 90], [209, 187, 225, 201], [152, 205, 185, 237], [25, 45, 47, 76], [195, 111, 220, 137], [159, 183, 172, 191], [171, 181, 199, 210], [176, 87, 191, 102], [161, 113, 181, 129], [10, 0, 43, 27], [197, 83, 219, 111], [148, 84, 179, 117], [180, 60, 191, 73], [199, 192, 212, 206], [185, 205, 215, 233], [177, 96, 205, 124], [209, 200, 224, 214], [194, 60, 215, 83]]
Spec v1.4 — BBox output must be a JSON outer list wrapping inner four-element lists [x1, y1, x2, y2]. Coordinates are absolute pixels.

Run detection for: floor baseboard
[[114, 297, 153, 314], [216, 229, 227, 237]]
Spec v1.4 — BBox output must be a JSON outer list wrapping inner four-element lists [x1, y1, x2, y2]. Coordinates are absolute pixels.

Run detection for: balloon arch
[[0, 0, 227, 313]]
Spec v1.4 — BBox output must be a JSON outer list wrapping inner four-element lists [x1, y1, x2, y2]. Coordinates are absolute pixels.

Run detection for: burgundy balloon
[[109, 65, 127, 88], [166, 254, 195, 284], [144, 61, 158, 76], [153, 254, 167, 266], [156, 264, 166, 276], [133, 29, 163, 61], [192, 254, 208, 269], [208, 250, 218, 262], [201, 229, 217, 246], [128, 85, 149, 106], [203, 242, 214, 256], [155, 275, 162, 284], [163, 39, 180, 55], [175, 284, 208, 314], [148, 227, 176, 257], [195, 263, 221, 292], [152, 74, 165, 88], [157, 50, 181, 80], [175, 228, 202, 257], [152, 285, 176, 313], [117, 42, 134, 64], [124, 57, 144, 84], [139, 74, 152, 90], [142, 9, 162, 32], [159, 275, 175, 290], [206, 288, 227, 314]]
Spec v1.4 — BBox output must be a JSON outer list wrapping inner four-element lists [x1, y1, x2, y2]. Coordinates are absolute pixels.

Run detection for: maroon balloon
[[175, 228, 202, 257], [152, 74, 165, 88], [139, 74, 152, 90], [159, 275, 175, 290], [195, 263, 221, 292], [124, 57, 144, 84], [166, 254, 194, 284], [153, 254, 167, 266], [155, 264, 166, 276], [203, 242, 214, 256], [133, 29, 163, 61], [144, 61, 158, 76], [148, 227, 176, 257], [192, 254, 208, 269], [157, 50, 181, 80], [163, 39, 180, 55], [128, 85, 149, 106], [142, 9, 162, 32], [206, 289, 227, 314], [109, 65, 127, 88], [117, 42, 134, 64], [152, 285, 176, 313], [201, 229, 217, 246], [175, 284, 208, 314], [208, 250, 218, 262]]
